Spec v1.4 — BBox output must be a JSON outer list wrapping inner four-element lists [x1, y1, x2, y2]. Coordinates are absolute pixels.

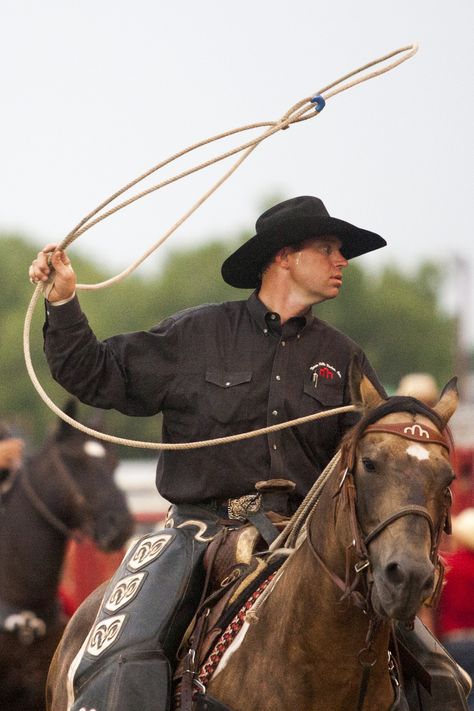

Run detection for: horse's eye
[[362, 457, 376, 473]]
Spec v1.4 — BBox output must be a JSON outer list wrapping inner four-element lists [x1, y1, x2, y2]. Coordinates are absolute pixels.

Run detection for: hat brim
[[221, 215, 386, 288]]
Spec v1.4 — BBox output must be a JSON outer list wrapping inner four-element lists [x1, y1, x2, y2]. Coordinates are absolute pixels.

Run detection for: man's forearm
[[44, 296, 128, 410]]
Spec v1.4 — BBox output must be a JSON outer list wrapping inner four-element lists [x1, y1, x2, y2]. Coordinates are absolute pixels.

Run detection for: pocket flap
[[303, 378, 344, 407], [205, 371, 252, 389]]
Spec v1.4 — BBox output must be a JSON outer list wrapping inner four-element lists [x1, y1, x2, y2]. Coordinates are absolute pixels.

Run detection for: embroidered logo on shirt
[[309, 362, 342, 388]]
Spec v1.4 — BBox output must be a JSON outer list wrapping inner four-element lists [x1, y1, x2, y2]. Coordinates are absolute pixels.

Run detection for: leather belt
[[204, 493, 290, 521], [202, 480, 297, 546], [209, 478, 297, 520]]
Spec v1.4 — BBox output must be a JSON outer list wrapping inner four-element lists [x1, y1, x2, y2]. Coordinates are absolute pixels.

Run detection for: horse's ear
[[349, 357, 384, 411], [432, 377, 459, 428], [56, 399, 77, 439]]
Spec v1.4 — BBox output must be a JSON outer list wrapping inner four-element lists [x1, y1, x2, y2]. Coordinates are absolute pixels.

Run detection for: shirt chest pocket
[[205, 370, 252, 423], [303, 373, 344, 408]]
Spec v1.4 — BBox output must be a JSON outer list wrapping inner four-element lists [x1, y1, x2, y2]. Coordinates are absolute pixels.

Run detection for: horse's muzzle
[[371, 554, 435, 620]]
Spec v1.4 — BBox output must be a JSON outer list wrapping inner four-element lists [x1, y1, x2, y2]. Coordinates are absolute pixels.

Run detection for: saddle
[[173, 513, 289, 710]]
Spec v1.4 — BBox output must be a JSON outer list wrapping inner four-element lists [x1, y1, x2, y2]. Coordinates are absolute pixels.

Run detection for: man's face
[[285, 236, 349, 304]]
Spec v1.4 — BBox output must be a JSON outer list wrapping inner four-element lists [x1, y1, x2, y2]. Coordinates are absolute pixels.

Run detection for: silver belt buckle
[[227, 493, 262, 521]]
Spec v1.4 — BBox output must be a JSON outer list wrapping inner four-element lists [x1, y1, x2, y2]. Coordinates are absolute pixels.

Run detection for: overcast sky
[[2, 0, 473, 343]]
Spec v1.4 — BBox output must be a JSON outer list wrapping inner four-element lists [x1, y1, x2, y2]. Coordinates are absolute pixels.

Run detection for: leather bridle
[[306, 400, 454, 710], [18, 444, 89, 542]]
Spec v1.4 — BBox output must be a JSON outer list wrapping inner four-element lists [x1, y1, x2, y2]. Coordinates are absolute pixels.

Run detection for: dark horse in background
[[0, 401, 134, 711]]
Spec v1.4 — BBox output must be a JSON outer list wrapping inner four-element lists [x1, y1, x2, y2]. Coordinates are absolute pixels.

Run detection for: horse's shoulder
[[47, 582, 107, 710], [60, 581, 106, 651]]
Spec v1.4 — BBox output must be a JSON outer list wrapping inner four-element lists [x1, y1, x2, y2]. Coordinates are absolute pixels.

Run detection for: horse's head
[[41, 400, 134, 551], [341, 367, 457, 622]]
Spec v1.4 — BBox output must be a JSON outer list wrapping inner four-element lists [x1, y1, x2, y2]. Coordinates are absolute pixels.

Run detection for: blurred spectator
[[0, 421, 24, 484], [396, 372, 439, 406], [437, 508, 474, 709]]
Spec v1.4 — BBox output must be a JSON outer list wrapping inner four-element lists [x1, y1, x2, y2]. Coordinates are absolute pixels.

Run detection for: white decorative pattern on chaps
[[128, 533, 173, 570], [86, 615, 126, 657], [104, 572, 147, 613]]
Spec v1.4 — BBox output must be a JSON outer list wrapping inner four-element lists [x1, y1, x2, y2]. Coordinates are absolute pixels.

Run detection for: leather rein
[[18, 445, 87, 542], [306, 402, 453, 711]]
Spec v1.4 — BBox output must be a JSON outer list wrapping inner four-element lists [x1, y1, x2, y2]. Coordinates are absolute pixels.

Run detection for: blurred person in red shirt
[[438, 508, 474, 709]]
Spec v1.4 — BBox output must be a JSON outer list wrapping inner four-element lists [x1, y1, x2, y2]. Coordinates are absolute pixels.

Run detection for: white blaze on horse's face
[[83, 441, 107, 459], [406, 443, 430, 461]]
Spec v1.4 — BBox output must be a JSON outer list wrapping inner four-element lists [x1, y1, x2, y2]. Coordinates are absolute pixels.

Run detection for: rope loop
[[24, 43, 418, 449]]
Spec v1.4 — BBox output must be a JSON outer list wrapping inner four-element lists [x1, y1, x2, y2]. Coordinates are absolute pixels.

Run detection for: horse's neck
[[0, 462, 67, 608], [209, 497, 394, 710], [267, 540, 371, 653]]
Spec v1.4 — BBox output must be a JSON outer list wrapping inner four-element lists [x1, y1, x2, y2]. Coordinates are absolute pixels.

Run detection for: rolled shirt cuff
[[45, 294, 85, 328], [48, 292, 76, 307]]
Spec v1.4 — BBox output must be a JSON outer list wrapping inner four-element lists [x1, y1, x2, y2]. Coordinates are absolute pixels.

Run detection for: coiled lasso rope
[[24, 43, 418, 450]]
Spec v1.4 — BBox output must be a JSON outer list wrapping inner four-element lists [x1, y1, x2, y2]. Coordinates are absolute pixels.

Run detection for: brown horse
[[0, 401, 134, 711], [46, 375, 460, 711]]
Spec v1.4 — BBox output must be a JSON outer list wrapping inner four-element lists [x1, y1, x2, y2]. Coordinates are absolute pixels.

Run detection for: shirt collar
[[246, 291, 314, 336]]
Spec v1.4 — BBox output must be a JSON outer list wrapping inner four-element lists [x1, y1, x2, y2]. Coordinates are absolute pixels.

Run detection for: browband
[[362, 422, 450, 451]]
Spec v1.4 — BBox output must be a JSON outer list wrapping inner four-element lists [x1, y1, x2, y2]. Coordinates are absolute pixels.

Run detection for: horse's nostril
[[385, 561, 405, 585], [384, 560, 435, 596]]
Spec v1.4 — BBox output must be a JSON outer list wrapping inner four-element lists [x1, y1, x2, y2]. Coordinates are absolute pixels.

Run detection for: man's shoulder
[[161, 300, 246, 327], [310, 316, 364, 354]]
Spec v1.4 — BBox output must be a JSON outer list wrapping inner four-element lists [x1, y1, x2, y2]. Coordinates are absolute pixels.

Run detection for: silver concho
[[127, 533, 172, 571], [104, 572, 146, 613], [86, 615, 126, 657]]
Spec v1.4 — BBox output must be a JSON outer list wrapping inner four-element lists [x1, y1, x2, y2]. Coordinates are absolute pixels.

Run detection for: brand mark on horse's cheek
[[406, 444, 430, 461], [83, 441, 106, 458]]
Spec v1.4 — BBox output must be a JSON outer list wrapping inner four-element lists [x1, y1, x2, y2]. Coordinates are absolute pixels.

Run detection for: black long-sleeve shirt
[[43, 291, 384, 507]]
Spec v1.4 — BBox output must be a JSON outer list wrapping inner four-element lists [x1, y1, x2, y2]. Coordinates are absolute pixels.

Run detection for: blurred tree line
[[0, 231, 457, 455]]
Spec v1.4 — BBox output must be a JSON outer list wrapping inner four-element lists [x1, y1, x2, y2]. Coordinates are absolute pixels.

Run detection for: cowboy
[[29, 196, 468, 710]]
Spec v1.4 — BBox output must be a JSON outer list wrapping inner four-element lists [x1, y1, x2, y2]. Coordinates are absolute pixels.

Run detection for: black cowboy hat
[[221, 196, 387, 288]]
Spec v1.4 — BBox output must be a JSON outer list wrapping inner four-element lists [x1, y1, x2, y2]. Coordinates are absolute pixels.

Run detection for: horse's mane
[[340, 395, 445, 471]]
